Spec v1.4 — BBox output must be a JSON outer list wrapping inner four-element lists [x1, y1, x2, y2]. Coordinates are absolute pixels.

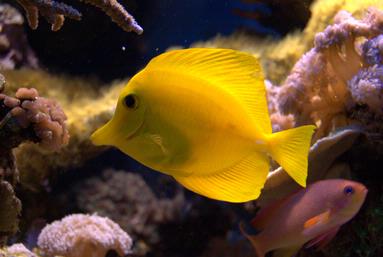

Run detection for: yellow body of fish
[[91, 48, 315, 203]]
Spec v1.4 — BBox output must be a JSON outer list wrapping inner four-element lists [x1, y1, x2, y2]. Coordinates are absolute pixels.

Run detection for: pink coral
[[37, 213, 132, 257], [0, 88, 69, 151]]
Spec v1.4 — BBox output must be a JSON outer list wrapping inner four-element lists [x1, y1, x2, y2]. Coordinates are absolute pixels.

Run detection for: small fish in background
[[91, 48, 315, 203], [241, 179, 368, 257]]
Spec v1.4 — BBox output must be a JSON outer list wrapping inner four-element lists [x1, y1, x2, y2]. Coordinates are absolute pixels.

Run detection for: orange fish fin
[[239, 222, 265, 257], [304, 210, 331, 229], [272, 245, 302, 257], [305, 226, 340, 250], [173, 152, 269, 203]]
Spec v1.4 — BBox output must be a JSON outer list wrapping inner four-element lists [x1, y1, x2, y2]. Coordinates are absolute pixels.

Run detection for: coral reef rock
[[0, 181, 22, 245], [74, 169, 185, 254], [0, 81, 68, 243], [37, 213, 132, 257]]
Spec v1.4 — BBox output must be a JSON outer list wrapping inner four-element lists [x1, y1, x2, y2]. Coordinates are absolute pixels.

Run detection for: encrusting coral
[[37, 213, 133, 257], [14, 0, 143, 33]]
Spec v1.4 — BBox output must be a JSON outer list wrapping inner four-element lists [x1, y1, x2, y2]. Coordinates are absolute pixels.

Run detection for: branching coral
[[14, 0, 143, 33], [37, 213, 133, 257]]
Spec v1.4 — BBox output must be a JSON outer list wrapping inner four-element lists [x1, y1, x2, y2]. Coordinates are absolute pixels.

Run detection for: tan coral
[[1, 69, 125, 189], [37, 213, 132, 257]]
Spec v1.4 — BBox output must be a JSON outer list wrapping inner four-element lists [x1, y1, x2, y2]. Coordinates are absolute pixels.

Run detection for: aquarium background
[[0, 0, 383, 257]]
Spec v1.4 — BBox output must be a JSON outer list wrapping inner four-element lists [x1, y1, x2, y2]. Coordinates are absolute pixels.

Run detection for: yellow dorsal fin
[[146, 48, 272, 134], [173, 151, 270, 203]]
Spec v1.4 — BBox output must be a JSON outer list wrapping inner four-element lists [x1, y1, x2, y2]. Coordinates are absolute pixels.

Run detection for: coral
[[0, 87, 69, 152], [14, 0, 142, 33], [37, 213, 132, 257], [0, 75, 68, 242], [0, 69, 125, 189], [0, 243, 37, 257], [0, 4, 38, 69], [270, 8, 383, 139], [74, 169, 185, 254]]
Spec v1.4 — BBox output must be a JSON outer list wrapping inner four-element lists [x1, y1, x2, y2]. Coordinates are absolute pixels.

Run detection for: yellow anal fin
[[268, 125, 316, 187], [145, 48, 272, 133], [173, 152, 269, 203]]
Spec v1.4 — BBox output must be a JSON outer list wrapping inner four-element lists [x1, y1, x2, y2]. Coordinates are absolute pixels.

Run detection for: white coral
[[37, 213, 132, 257]]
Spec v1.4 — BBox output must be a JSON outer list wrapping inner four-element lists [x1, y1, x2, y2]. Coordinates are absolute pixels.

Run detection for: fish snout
[[90, 120, 118, 146]]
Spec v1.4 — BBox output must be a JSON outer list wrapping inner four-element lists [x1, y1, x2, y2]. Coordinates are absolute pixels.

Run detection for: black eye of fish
[[124, 94, 138, 109], [343, 186, 355, 195]]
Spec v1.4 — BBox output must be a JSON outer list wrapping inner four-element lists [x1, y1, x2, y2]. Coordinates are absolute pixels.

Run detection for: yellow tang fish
[[91, 48, 315, 203]]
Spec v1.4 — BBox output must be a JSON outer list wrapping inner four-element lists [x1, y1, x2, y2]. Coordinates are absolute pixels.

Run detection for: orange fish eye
[[343, 185, 355, 196]]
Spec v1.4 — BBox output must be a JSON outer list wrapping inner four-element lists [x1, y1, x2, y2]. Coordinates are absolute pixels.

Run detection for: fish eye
[[343, 186, 355, 196], [123, 94, 138, 109]]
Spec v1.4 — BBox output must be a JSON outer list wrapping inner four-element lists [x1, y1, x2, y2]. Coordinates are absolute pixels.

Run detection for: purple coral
[[348, 65, 383, 113], [272, 8, 383, 139], [14, 0, 143, 33]]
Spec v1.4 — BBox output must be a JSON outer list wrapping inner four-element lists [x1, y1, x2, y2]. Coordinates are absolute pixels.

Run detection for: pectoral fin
[[305, 226, 340, 250], [303, 210, 331, 236]]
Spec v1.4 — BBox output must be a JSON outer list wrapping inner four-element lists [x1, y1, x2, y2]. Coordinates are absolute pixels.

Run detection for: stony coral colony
[[1, 0, 383, 257]]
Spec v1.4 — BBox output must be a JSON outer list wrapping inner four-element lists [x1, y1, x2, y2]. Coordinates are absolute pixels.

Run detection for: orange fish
[[241, 179, 367, 257]]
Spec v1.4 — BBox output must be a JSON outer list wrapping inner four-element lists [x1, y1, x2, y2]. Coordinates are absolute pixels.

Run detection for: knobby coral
[[14, 0, 143, 33], [37, 213, 133, 257], [0, 78, 69, 243]]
